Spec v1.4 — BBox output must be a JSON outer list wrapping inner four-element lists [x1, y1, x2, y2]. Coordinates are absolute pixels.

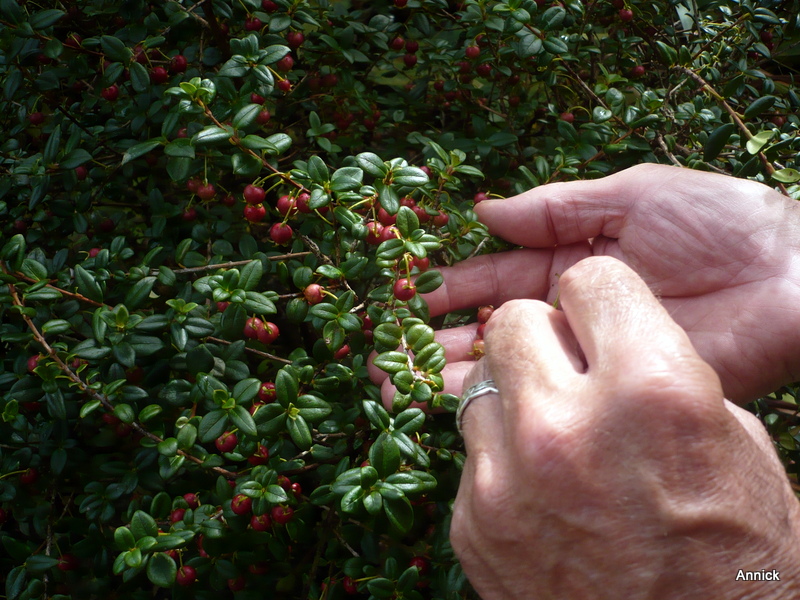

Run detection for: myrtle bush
[[1, 0, 799, 598]]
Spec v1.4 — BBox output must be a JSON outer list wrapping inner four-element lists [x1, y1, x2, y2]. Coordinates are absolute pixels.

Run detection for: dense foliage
[[1, 0, 799, 598]]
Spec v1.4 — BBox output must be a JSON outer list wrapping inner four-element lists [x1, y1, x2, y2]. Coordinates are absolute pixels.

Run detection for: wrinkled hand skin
[[452, 257, 800, 600], [418, 164, 800, 405]]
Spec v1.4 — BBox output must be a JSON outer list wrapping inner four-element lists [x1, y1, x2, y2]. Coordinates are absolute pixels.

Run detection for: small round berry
[[365, 221, 383, 245], [215, 431, 238, 453], [245, 16, 263, 31], [150, 66, 169, 84], [278, 79, 292, 92], [183, 493, 200, 509], [630, 64, 646, 78], [248, 444, 270, 466], [390, 36, 405, 51], [243, 184, 266, 205], [287, 31, 305, 48], [276, 195, 297, 216], [28, 112, 45, 125], [170, 54, 188, 73], [231, 493, 253, 516], [465, 45, 480, 59], [393, 278, 417, 301], [250, 513, 272, 531], [243, 204, 266, 223], [405, 40, 419, 53], [258, 321, 280, 345], [101, 84, 120, 101], [618, 8, 634, 21], [477, 305, 494, 324], [559, 111, 575, 123], [244, 317, 264, 340], [270, 505, 294, 524], [170, 508, 186, 523], [269, 222, 293, 245], [256, 109, 271, 124], [304, 283, 325, 305], [57, 554, 80, 572], [196, 183, 216, 200], [403, 54, 418, 68], [276, 55, 294, 72], [258, 381, 277, 402], [433, 211, 449, 228], [176, 565, 197, 586]]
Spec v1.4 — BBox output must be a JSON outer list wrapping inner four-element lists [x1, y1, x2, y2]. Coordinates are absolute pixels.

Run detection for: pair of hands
[[368, 164, 800, 599]]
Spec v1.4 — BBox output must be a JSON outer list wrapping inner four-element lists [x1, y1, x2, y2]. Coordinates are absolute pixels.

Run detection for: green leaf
[[129, 62, 150, 92], [233, 103, 262, 129], [124, 276, 156, 309], [130, 510, 159, 539], [392, 166, 429, 187], [356, 152, 387, 177], [287, 414, 313, 449], [146, 552, 177, 588], [122, 140, 161, 165], [703, 123, 736, 161], [114, 526, 136, 550], [164, 139, 195, 158], [21, 258, 47, 281], [29, 8, 65, 29], [393, 408, 425, 434], [746, 130, 774, 155], [395, 206, 419, 238], [413, 270, 443, 294], [772, 168, 800, 184], [260, 44, 291, 65], [373, 351, 410, 374], [363, 399, 392, 430], [243, 291, 276, 314], [307, 155, 330, 183], [369, 432, 402, 478], [193, 126, 232, 145], [743, 95, 777, 119], [75, 265, 104, 302], [230, 405, 258, 437], [25, 555, 60, 573], [383, 496, 414, 533], [101, 35, 132, 62], [41, 319, 71, 335], [366, 577, 396, 598], [540, 5, 566, 29], [276, 368, 299, 405], [198, 409, 228, 442], [330, 166, 363, 192], [60, 148, 92, 169], [239, 260, 263, 291]]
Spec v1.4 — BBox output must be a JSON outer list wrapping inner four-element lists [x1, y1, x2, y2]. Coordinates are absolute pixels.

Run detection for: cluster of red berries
[[243, 316, 280, 344]]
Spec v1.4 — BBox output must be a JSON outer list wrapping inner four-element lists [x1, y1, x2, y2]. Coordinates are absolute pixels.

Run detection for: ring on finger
[[457, 379, 499, 436]]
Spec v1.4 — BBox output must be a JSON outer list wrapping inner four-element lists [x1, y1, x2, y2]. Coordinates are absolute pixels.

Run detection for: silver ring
[[457, 379, 499, 436]]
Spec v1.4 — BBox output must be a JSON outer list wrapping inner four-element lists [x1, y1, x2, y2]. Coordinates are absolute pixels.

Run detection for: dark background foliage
[[1, 0, 799, 598]]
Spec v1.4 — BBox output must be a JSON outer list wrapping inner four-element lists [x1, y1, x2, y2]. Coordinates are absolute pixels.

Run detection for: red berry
[[258, 321, 280, 345], [196, 183, 216, 200], [476, 322, 486, 339], [760, 29, 774, 43], [75, 165, 88, 180], [150, 66, 169, 84], [304, 283, 325, 305], [258, 382, 277, 402], [287, 31, 305, 48], [262, 0, 278, 10], [476, 63, 492, 77], [186, 178, 201, 193], [559, 111, 575, 123], [278, 79, 292, 92], [477, 305, 494, 324], [365, 221, 383, 245], [256, 109, 271, 124], [618, 8, 633, 21], [405, 40, 419, 53], [334, 345, 350, 360], [270, 222, 293, 245], [216, 301, 229, 313], [630, 64, 646, 78], [276, 55, 294, 72], [101, 84, 119, 101], [276, 195, 297, 216], [409, 556, 430, 575], [290, 482, 303, 498], [379, 225, 400, 243], [243, 184, 266, 205], [243, 204, 266, 223], [228, 576, 246, 592], [270, 505, 294, 524], [322, 73, 339, 87], [403, 54, 418, 68], [343, 576, 358, 594], [277, 475, 292, 490], [473, 191, 489, 204], [20, 468, 39, 485], [57, 554, 80, 572], [27, 355, 40, 372], [28, 112, 45, 125], [393, 278, 416, 301], [465, 45, 480, 59], [390, 36, 405, 51], [472, 338, 485, 358], [177, 565, 197, 586], [250, 513, 272, 531], [170, 54, 188, 73], [64, 33, 83, 50], [400, 196, 416, 208], [251, 93, 266, 104], [295, 192, 312, 213], [100, 217, 115, 232], [215, 431, 238, 453], [183, 493, 200, 509], [170, 508, 186, 523], [221, 193, 236, 206], [412, 256, 430, 272], [377, 207, 397, 226], [248, 444, 270, 465], [181, 207, 198, 222], [176, 127, 188, 138], [395, 0, 408, 7], [244, 317, 264, 340], [245, 16, 262, 30], [412, 205, 430, 223], [231, 494, 253, 516]]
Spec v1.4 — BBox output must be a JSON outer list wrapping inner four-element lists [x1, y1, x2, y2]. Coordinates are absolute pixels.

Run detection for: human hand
[[420, 164, 800, 403], [452, 256, 800, 600]]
